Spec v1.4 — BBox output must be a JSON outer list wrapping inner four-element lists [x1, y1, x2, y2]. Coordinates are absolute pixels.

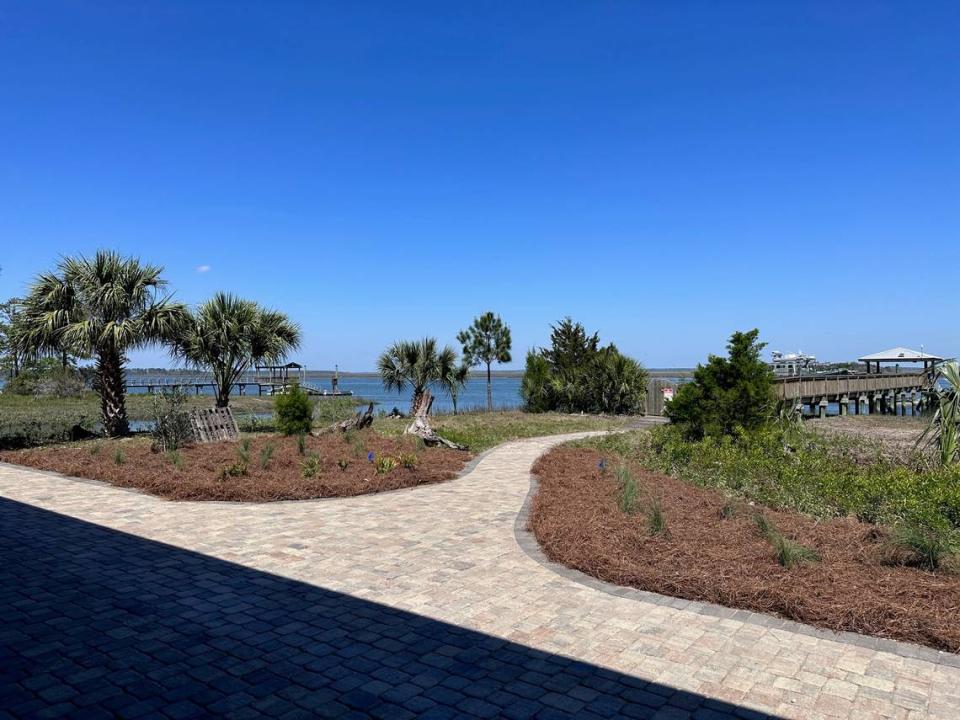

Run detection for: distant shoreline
[[124, 368, 696, 379]]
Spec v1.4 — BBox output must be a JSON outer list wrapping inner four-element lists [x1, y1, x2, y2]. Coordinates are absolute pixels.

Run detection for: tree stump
[[314, 402, 375, 435], [405, 390, 468, 450]]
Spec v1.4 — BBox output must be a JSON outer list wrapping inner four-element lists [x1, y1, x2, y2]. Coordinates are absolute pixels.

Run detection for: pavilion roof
[[858, 347, 943, 363]]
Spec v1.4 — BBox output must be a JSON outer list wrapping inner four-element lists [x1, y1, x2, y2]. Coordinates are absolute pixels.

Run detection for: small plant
[[337, 458, 350, 472], [259, 443, 276, 470], [168, 450, 183, 469], [754, 512, 818, 568], [892, 522, 960, 571], [646, 497, 667, 535], [113, 447, 125, 466], [237, 438, 252, 465], [222, 461, 248, 478], [297, 432, 307, 456], [301, 453, 322, 479], [773, 535, 820, 569], [89, 442, 102, 456], [149, 388, 194, 452], [616, 464, 639, 515], [275, 384, 313, 436], [720, 499, 738, 519], [376, 456, 398, 474], [398, 452, 418, 469]]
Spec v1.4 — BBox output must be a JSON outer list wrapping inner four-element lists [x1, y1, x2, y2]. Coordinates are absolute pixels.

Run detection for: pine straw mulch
[[530, 446, 960, 653], [0, 430, 470, 502]]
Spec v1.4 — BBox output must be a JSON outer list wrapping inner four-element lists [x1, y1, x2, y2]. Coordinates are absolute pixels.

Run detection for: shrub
[[521, 318, 647, 414], [337, 458, 349, 472], [150, 389, 194, 452], [666, 329, 775, 439], [616, 464, 639, 514], [301, 453, 322, 478], [376, 456, 398, 474], [275, 384, 313, 436], [398, 452, 418, 469]]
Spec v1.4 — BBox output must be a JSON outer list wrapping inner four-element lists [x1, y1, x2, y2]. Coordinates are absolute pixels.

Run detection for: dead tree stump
[[314, 402, 375, 435], [405, 390, 468, 450]]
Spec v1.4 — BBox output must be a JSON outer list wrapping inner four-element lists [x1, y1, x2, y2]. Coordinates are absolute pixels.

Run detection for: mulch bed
[[530, 446, 960, 653], [0, 430, 470, 502]]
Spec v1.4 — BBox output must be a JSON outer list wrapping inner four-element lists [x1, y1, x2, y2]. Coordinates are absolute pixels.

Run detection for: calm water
[[122, 374, 526, 414]]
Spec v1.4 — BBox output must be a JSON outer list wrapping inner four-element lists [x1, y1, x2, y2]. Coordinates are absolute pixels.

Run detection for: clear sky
[[1, 2, 957, 370]]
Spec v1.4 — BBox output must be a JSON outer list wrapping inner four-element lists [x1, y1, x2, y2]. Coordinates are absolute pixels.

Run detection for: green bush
[[521, 318, 647, 414], [666, 329, 775, 439], [150, 389, 194, 452], [274, 384, 313, 436]]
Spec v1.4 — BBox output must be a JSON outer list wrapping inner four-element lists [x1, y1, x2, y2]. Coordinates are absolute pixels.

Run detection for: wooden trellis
[[189, 407, 239, 443]]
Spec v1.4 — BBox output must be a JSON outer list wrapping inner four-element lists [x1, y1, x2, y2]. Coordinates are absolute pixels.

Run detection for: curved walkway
[[1, 426, 958, 719]]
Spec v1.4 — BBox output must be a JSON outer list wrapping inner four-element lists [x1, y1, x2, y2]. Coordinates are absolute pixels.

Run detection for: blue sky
[[1, 2, 957, 370]]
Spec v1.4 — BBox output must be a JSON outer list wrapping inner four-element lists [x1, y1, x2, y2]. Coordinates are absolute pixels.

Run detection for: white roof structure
[[858, 347, 943, 363]]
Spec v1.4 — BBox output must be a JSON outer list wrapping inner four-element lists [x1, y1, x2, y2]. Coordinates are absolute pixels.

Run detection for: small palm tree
[[173, 292, 301, 408], [441, 362, 471, 415], [457, 311, 512, 412], [919, 362, 960, 466], [19, 251, 188, 436], [377, 338, 457, 415]]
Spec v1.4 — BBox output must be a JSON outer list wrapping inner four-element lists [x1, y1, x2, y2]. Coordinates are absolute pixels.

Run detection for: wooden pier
[[776, 372, 931, 417], [125, 378, 352, 397]]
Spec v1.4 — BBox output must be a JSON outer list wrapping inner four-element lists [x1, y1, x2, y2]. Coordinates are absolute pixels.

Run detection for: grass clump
[[398, 452, 418, 469], [337, 458, 349, 472], [616, 464, 639, 515], [113, 447, 125, 466], [167, 450, 183, 469], [646, 497, 667, 535], [296, 432, 307, 456], [259, 443, 276, 470], [753, 512, 819, 569], [891, 522, 960, 571]]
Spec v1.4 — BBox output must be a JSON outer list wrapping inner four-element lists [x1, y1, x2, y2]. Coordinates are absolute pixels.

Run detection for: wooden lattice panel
[[190, 407, 239, 444]]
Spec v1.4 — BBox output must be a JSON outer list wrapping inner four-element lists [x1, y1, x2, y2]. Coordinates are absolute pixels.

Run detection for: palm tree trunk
[[486, 362, 493, 413], [97, 349, 129, 437], [216, 382, 231, 408]]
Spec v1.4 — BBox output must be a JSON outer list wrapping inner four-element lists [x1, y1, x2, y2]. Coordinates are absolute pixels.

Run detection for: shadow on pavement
[[0, 497, 779, 719]]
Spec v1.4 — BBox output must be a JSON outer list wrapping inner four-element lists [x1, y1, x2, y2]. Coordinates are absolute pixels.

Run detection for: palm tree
[[173, 292, 302, 408], [441, 362, 471, 415], [919, 362, 960, 466], [19, 251, 188, 436], [457, 311, 512, 412], [377, 338, 457, 415]]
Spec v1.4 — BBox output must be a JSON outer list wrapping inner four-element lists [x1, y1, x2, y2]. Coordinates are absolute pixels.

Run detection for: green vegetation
[[521, 318, 647, 415], [149, 388, 194, 452], [752, 512, 819, 568], [274, 385, 314, 436], [18, 251, 189, 437], [457, 311, 512, 412], [616, 464, 639, 514], [258, 442, 276, 470], [580, 425, 960, 567], [920, 361, 960, 466], [646, 497, 667, 535], [377, 410, 627, 453], [893, 523, 960, 571], [172, 292, 301, 408], [666, 329, 775, 440], [377, 337, 460, 414], [375, 456, 398, 474], [301, 453, 322, 478]]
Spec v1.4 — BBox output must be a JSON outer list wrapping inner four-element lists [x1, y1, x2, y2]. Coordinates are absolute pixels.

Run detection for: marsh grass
[[646, 497, 667, 535], [301, 453, 322, 479], [753, 512, 819, 568], [258, 443, 276, 470], [892, 523, 960, 571]]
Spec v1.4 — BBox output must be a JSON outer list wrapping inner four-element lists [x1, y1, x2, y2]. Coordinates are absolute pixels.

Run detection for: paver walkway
[[2, 426, 959, 720]]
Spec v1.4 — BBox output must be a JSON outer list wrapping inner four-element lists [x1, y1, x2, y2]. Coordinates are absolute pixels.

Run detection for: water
[[123, 374, 525, 414]]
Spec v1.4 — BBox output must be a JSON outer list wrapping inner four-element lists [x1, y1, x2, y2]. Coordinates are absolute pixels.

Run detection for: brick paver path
[[2, 427, 959, 720]]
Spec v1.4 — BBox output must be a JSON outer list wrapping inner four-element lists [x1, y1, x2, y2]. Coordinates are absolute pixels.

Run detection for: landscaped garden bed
[[530, 434, 960, 653], [0, 429, 470, 502]]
